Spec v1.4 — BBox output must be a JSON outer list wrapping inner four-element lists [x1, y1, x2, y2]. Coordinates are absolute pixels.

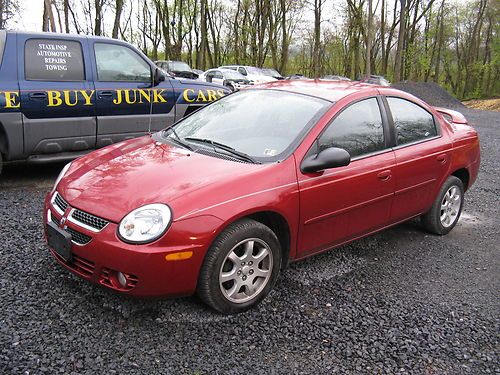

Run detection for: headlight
[[118, 204, 172, 244], [52, 162, 72, 192]]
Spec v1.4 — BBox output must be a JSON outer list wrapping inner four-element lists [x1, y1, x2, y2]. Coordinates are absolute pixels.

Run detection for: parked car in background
[[44, 80, 480, 313], [0, 30, 230, 174], [219, 65, 277, 84], [322, 75, 351, 81], [192, 68, 204, 77], [262, 68, 284, 80], [155, 60, 199, 80], [200, 68, 253, 91], [359, 74, 391, 86], [285, 74, 310, 80]]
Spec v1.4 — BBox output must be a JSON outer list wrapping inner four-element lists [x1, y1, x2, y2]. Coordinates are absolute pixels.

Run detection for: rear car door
[[385, 96, 452, 222], [90, 41, 175, 148], [18, 35, 96, 156], [297, 97, 396, 257]]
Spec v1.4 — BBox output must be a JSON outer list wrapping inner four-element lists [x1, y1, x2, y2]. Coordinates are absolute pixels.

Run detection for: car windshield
[[169, 61, 191, 72], [160, 90, 329, 161], [263, 68, 282, 77], [223, 70, 247, 80], [247, 67, 267, 75]]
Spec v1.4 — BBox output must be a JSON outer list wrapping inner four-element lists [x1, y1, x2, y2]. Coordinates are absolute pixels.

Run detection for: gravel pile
[[393, 81, 465, 108], [0, 108, 498, 374]]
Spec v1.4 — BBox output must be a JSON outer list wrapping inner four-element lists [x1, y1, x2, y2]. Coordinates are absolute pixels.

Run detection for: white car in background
[[200, 68, 253, 91], [219, 65, 277, 84]]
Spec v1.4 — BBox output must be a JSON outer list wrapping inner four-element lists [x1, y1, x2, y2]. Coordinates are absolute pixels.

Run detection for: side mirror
[[301, 147, 351, 173], [153, 67, 166, 86]]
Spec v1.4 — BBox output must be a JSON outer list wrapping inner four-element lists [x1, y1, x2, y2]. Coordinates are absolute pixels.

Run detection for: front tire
[[197, 219, 281, 314], [421, 176, 464, 235]]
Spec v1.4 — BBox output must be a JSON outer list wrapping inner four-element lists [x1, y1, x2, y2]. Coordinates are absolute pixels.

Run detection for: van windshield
[[0, 31, 6, 66]]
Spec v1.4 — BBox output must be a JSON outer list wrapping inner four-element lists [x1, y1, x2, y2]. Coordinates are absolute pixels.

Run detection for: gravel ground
[[0, 108, 498, 374]]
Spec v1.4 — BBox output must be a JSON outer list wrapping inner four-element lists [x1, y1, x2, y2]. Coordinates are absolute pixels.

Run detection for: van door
[[90, 41, 175, 147], [18, 35, 96, 156]]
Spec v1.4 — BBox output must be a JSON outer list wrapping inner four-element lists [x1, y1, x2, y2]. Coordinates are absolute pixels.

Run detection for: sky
[[11, 0, 474, 35]]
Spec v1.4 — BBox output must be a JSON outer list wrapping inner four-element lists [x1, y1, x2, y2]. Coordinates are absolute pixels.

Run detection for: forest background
[[1, 0, 498, 99]]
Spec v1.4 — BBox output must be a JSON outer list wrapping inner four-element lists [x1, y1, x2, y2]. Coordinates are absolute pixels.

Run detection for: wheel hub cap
[[219, 238, 273, 304], [440, 185, 462, 228]]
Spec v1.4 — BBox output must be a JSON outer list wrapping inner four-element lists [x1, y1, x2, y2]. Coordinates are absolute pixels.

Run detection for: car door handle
[[98, 91, 113, 98], [29, 92, 47, 100], [437, 154, 447, 164], [377, 170, 392, 181]]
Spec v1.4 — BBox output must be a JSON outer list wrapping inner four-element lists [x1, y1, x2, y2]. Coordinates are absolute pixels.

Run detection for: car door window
[[238, 67, 247, 76], [387, 97, 437, 146], [205, 72, 214, 82], [318, 98, 385, 158], [25, 38, 85, 81], [214, 71, 223, 79], [94, 43, 151, 82]]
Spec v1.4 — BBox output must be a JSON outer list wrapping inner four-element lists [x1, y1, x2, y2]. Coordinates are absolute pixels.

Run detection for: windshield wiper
[[184, 137, 261, 164], [162, 126, 193, 151]]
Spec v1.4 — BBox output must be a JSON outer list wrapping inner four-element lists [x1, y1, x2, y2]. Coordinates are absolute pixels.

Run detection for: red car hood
[[58, 136, 265, 223]]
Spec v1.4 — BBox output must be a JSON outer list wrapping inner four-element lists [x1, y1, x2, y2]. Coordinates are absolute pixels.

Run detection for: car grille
[[51, 214, 61, 226], [66, 227, 92, 245], [71, 209, 108, 231], [54, 193, 68, 213], [68, 254, 95, 277]]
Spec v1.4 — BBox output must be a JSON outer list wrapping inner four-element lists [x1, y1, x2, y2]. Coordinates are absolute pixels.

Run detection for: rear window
[[25, 38, 85, 81], [0, 30, 6, 66]]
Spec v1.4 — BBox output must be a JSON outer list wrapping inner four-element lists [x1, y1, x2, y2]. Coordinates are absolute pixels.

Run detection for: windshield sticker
[[264, 149, 277, 156]]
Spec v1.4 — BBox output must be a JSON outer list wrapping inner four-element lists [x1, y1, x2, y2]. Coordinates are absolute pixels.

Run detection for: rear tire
[[0, 152, 3, 176], [197, 218, 281, 314], [421, 176, 464, 235]]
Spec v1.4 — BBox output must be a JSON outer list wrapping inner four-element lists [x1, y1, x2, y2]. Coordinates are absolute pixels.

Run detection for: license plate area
[[47, 221, 72, 262]]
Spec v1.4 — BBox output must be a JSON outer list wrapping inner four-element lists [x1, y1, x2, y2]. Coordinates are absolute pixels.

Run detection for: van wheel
[[0, 152, 3, 176], [421, 176, 464, 235], [197, 219, 281, 314]]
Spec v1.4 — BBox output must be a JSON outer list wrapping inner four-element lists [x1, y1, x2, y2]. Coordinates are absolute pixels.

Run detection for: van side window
[[387, 97, 437, 145], [318, 98, 385, 158], [94, 43, 151, 82], [25, 39, 85, 81]]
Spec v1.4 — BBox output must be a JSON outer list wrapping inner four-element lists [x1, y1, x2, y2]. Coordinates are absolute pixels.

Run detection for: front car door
[[18, 35, 96, 156], [212, 70, 225, 85], [383, 95, 452, 222], [297, 96, 396, 257], [90, 41, 175, 148]]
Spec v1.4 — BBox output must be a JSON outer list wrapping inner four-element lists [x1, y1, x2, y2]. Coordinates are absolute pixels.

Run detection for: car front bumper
[[43, 192, 221, 298]]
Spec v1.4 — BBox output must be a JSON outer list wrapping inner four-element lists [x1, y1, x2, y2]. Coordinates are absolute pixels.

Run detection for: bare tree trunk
[[199, 0, 208, 70], [44, 0, 57, 32], [313, 0, 323, 77], [394, 0, 407, 82], [63, 0, 69, 32], [112, 0, 124, 39], [365, 0, 373, 75], [279, 0, 289, 74], [94, 0, 103, 36]]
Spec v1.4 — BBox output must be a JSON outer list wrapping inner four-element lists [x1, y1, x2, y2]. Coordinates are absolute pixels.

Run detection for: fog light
[[117, 272, 127, 287]]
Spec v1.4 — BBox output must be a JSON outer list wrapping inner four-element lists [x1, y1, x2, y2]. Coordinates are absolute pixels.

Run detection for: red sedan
[[44, 80, 480, 313]]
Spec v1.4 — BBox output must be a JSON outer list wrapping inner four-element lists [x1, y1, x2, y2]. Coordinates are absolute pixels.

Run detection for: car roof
[[255, 79, 385, 102]]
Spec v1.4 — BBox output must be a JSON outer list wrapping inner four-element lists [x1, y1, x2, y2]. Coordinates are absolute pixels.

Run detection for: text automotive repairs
[[0, 88, 226, 109]]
